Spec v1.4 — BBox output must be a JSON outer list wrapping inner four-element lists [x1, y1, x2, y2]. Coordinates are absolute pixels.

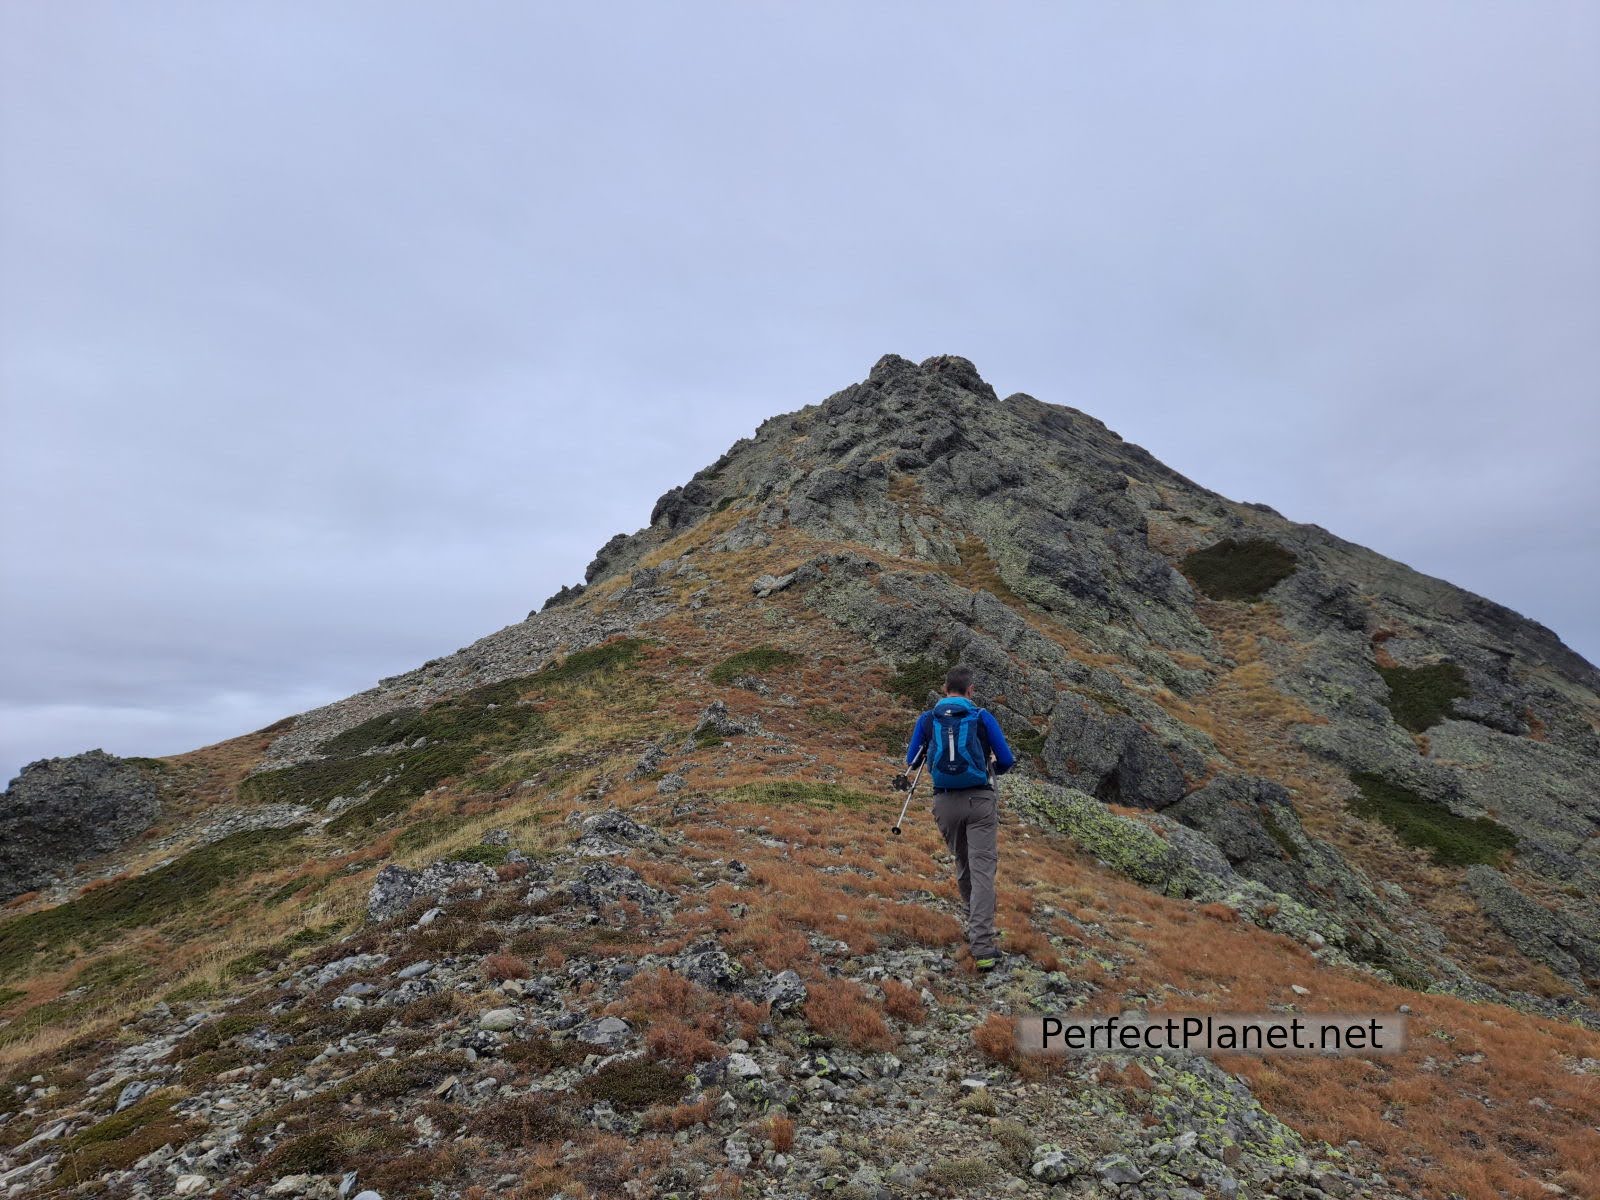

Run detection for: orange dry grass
[[483, 953, 530, 982], [642, 1094, 719, 1132], [1008, 812, 1600, 1200], [802, 977, 895, 1052], [973, 1012, 1018, 1066], [610, 969, 763, 1059], [767, 1113, 796, 1152], [880, 978, 926, 1024]]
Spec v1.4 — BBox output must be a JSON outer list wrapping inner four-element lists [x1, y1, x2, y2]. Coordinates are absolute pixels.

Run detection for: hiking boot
[[974, 956, 999, 972]]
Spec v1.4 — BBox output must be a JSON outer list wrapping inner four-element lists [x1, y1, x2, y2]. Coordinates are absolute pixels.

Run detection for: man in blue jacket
[[906, 665, 1015, 971]]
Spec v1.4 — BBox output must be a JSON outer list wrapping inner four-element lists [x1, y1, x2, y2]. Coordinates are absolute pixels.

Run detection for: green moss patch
[[538, 637, 649, 684], [1182, 538, 1298, 601], [54, 1089, 195, 1184], [449, 844, 510, 866], [709, 645, 800, 684], [244, 643, 647, 835], [577, 1058, 684, 1110], [0, 827, 304, 976], [867, 721, 909, 756], [1378, 662, 1469, 732], [1348, 773, 1515, 867], [721, 781, 881, 810], [1010, 727, 1046, 761], [1259, 806, 1301, 860]]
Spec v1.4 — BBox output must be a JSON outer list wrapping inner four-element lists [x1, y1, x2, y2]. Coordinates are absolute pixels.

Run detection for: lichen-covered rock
[[366, 859, 498, 922], [0, 749, 160, 900], [1005, 778, 1206, 896], [1466, 865, 1600, 984]]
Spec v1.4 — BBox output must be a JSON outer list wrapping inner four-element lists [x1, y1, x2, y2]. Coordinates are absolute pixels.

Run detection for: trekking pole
[[891, 754, 926, 836]]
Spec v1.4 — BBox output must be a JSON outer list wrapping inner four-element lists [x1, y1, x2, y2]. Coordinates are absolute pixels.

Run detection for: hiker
[[906, 666, 1015, 970]]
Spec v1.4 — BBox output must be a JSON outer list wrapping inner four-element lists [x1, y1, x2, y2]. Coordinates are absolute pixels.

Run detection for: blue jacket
[[906, 696, 1015, 776]]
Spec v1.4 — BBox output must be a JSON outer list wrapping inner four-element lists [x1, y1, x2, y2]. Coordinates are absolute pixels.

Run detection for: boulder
[[0, 750, 160, 900]]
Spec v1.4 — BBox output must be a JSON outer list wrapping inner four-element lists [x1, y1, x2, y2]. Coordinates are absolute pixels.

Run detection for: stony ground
[[3, 793, 1421, 1200]]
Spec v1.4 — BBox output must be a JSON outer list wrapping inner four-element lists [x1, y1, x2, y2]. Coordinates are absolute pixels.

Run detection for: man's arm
[[980, 710, 1016, 775], [906, 712, 931, 767]]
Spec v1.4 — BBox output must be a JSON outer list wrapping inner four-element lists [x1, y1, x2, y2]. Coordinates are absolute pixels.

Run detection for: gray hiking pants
[[932, 785, 999, 960]]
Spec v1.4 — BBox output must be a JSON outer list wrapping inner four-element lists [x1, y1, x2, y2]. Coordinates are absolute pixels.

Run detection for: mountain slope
[[2, 356, 1597, 1200]]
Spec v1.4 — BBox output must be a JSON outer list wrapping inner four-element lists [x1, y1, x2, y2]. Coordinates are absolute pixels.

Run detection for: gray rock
[[576, 1016, 632, 1047], [1466, 865, 1600, 982], [1093, 1153, 1144, 1184], [685, 700, 759, 746], [726, 1053, 762, 1079], [366, 860, 498, 922], [115, 1079, 155, 1111], [0, 750, 160, 900], [675, 942, 744, 990], [764, 969, 808, 1012], [1031, 1145, 1086, 1184], [751, 572, 796, 597], [479, 1008, 520, 1031]]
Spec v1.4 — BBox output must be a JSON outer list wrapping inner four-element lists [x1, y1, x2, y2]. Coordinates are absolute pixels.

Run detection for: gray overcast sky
[[2, 3, 1597, 784]]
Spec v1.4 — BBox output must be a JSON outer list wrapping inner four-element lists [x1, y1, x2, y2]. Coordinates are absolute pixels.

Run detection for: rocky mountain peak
[[2, 357, 1597, 1200]]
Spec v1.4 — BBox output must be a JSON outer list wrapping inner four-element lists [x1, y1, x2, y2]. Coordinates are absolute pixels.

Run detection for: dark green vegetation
[[1181, 538, 1299, 601], [538, 638, 649, 683], [502, 1035, 595, 1075], [239, 638, 652, 837], [1259, 805, 1302, 860], [867, 721, 908, 756], [54, 1089, 195, 1184], [1010, 727, 1046, 762], [1379, 662, 1470, 733], [709, 645, 800, 684], [0, 828, 304, 975], [720, 781, 881, 809], [0, 955, 157, 1048], [1348, 773, 1516, 868], [885, 657, 951, 708], [449, 844, 511, 866], [577, 1057, 684, 1110]]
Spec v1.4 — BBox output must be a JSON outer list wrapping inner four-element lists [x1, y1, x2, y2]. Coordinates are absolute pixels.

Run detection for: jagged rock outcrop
[[0, 750, 159, 900]]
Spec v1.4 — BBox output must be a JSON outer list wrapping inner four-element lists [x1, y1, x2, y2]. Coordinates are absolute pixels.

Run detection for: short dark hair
[[945, 666, 973, 695]]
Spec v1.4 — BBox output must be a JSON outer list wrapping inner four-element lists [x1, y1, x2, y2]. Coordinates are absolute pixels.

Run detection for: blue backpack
[[927, 699, 992, 790]]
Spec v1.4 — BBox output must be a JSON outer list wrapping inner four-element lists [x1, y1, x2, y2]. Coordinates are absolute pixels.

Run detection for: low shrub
[[1378, 662, 1469, 733], [1181, 538, 1298, 601], [0, 828, 304, 975], [885, 657, 952, 708], [577, 1058, 685, 1110], [1348, 773, 1516, 867]]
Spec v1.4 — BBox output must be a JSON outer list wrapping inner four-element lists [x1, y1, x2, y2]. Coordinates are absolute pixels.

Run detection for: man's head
[[944, 665, 974, 696]]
